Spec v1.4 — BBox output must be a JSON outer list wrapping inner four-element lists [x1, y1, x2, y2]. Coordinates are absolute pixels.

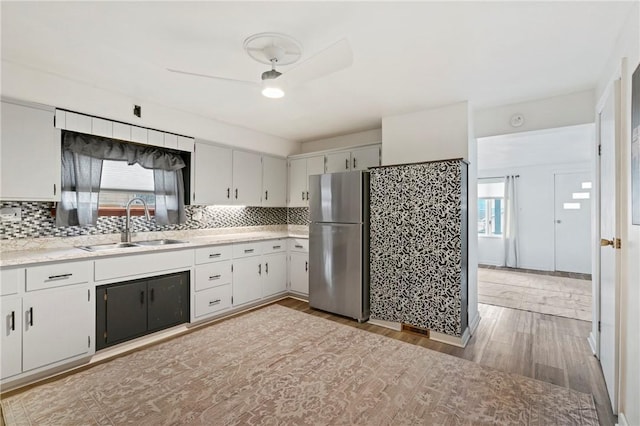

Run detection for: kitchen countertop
[[0, 226, 309, 268]]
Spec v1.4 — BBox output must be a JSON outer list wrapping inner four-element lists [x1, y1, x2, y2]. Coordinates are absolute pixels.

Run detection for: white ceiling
[[477, 124, 594, 170], [1, 2, 632, 142]]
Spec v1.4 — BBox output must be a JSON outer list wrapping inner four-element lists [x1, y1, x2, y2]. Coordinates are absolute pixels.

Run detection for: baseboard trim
[[430, 330, 469, 348], [368, 318, 402, 331], [617, 411, 629, 426], [588, 332, 597, 355], [469, 313, 481, 336]]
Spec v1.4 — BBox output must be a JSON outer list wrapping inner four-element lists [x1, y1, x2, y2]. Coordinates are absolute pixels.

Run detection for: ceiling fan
[[167, 32, 353, 99]]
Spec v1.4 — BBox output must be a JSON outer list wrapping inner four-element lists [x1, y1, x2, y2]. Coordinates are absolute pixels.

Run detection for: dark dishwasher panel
[[148, 273, 189, 332], [96, 271, 190, 351]]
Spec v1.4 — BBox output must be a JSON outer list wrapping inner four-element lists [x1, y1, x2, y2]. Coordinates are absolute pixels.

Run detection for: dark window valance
[[62, 131, 185, 171]]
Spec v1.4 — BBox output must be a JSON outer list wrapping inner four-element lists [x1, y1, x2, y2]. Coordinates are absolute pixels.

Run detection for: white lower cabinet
[[232, 257, 262, 306], [263, 253, 287, 297], [289, 253, 309, 295], [22, 285, 92, 372], [194, 284, 232, 318], [1, 297, 22, 379]]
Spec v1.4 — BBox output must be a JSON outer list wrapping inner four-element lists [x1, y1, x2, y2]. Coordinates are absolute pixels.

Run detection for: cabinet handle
[[53, 183, 57, 196], [209, 274, 221, 280], [227, 188, 230, 199], [46, 273, 72, 281], [29, 307, 33, 326], [265, 262, 269, 274], [209, 253, 221, 258], [273, 245, 281, 249], [306, 191, 309, 200], [140, 291, 145, 304], [10, 311, 15, 331], [353, 158, 357, 169], [265, 190, 268, 201], [244, 249, 254, 253], [209, 299, 221, 306], [235, 188, 238, 199], [305, 261, 308, 272], [295, 244, 303, 249], [258, 264, 262, 275], [150, 288, 154, 302], [345, 158, 349, 169], [302, 191, 305, 201]]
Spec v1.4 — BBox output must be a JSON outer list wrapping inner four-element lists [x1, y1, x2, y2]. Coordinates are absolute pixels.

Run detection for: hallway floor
[[478, 267, 592, 321]]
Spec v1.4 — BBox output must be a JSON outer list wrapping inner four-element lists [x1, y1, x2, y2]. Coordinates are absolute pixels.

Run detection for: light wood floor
[[277, 298, 616, 426]]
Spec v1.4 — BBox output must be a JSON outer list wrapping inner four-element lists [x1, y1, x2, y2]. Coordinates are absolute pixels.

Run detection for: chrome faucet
[[122, 197, 151, 243]]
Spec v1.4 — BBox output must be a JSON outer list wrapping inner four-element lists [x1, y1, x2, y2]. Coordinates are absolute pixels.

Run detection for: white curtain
[[56, 150, 103, 227], [503, 175, 519, 267]]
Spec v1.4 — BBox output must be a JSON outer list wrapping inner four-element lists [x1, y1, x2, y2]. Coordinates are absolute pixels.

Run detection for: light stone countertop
[[0, 225, 309, 268]]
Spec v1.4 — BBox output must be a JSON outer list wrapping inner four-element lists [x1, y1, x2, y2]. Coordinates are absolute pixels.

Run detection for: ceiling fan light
[[261, 80, 285, 98]]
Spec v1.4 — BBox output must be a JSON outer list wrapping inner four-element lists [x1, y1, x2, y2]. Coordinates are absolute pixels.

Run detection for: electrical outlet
[[0, 207, 22, 222], [192, 208, 203, 221]]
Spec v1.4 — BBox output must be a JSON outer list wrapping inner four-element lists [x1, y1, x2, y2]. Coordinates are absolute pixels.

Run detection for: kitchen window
[[478, 179, 504, 237], [98, 160, 155, 215]]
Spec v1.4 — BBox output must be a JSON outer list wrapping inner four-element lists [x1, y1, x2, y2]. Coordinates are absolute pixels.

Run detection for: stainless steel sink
[[135, 239, 187, 246], [77, 242, 140, 252]]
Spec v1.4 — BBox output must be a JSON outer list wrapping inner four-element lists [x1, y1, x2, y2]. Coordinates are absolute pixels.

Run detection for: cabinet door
[[148, 273, 189, 332], [263, 254, 287, 297], [262, 156, 287, 207], [104, 281, 147, 347], [289, 253, 309, 295], [1, 297, 22, 379], [22, 286, 91, 372], [325, 151, 351, 173], [306, 156, 326, 177], [288, 158, 307, 207], [194, 143, 233, 205], [232, 257, 262, 306], [351, 146, 380, 171], [1, 101, 60, 201], [233, 150, 262, 206]]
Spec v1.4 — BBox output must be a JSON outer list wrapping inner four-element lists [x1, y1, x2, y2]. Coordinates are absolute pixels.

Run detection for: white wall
[[594, 2, 640, 424], [478, 162, 592, 270], [299, 128, 381, 153], [475, 90, 595, 139], [1, 61, 298, 157], [381, 101, 479, 337]]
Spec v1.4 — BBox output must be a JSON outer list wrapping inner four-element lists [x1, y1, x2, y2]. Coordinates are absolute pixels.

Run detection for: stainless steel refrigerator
[[308, 170, 370, 322]]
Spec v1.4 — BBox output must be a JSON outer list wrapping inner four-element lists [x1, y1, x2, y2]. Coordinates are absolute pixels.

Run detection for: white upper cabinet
[[1, 100, 61, 202], [233, 150, 262, 206], [325, 151, 351, 173], [193, 142, 233, 205], [288, 155, 325, 207], [262, 156, 286, 207], [324, 145, 380, 173], [351, 146, 380, 170]]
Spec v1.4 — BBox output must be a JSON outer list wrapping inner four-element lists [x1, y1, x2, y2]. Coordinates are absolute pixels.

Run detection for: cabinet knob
[[29, 307, 33, 326], [305, 261, 308, 272], [345, 158, 349, 169], [302, 191, 305, 201], [353, 158, 357, 169], [258, 264, 262, 275], [227, 188, 230, 199], [265, 262, 269, 274], [265, 190, 268, 201], [235, 188, 238, 199], [10, 311, 15, 331]]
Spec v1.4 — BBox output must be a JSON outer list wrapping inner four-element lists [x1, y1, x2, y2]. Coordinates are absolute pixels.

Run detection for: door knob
[[600, 238, 614, 247]]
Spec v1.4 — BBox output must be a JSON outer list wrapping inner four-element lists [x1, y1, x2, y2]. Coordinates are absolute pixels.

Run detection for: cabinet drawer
[[195, 261, 232, 291], [262, 239, 286, 254], [94, 250, 192, 282], [194, 284, 232, 318], [26, 261, 89, 291], [194, 245, 232, 264], [288, 238, 309, 253], [233, 241, 262, 258], [0, 268, 21, 296]]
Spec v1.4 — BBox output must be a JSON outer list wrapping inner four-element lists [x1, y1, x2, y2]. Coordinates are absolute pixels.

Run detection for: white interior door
[[598, 80, 620, 413], [554, 172, 592, 274]]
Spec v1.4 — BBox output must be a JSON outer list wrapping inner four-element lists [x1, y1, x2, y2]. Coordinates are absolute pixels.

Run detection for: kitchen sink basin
[[135, 239, 187, 246], [78, 242, 140, 252]]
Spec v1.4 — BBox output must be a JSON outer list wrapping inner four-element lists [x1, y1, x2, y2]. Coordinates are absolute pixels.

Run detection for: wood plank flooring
[[276, 298, 616, 426]]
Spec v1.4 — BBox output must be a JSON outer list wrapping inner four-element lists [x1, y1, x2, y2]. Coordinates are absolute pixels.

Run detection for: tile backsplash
[[0, 202, 310, 240]]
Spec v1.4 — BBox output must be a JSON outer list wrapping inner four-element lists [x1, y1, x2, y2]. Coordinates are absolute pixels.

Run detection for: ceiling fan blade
[[167, 68, 258, 86], [278, 38, 353, 88]]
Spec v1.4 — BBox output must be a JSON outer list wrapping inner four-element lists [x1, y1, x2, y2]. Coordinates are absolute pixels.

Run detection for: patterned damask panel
[[0, 202, 287, 240], [370, 160, 465, 337]]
